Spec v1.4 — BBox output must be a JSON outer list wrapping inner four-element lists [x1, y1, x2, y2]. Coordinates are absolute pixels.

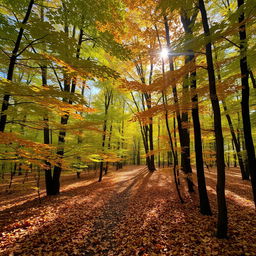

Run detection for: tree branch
[[221, 36, 240, 49], [51, 65, 64, 91], [17, 35, 48, 57]]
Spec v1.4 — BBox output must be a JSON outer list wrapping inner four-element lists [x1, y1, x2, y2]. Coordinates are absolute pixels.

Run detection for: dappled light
[[1, 0, 256, 255], [1, 166, 256, 255]]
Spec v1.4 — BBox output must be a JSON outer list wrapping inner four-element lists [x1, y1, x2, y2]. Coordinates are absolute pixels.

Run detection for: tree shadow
[[205, 171, 253, 202], [1, 166, 256, 256], [0, 178, 112, 233], [0, 167, 149, 255], [81, 167, 150, 255]]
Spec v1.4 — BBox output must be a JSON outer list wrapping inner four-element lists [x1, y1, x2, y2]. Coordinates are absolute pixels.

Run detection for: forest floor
[[0, 165, 256, 256]]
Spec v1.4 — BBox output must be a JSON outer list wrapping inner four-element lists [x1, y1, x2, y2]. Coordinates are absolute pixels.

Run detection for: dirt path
[[0, 166, 256, 255]]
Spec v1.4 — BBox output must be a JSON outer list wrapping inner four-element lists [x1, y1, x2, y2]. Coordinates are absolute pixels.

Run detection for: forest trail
[[1, 166, 256, 256]]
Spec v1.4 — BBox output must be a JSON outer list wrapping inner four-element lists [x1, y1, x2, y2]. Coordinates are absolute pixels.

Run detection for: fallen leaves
[[0, 166, 256, 255]]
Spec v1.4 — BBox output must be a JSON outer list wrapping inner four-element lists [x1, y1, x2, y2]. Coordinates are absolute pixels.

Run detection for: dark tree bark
[[41, 66, 53, 195], [163, 93, 184, 204], [222, 101, 248, 179], [120, 115, 125, 168], [232, 140, 237, 167], [131, 87, 155, 171], [51, 28, 83, 194], [98, 120, 107, 182], [237, 0, 256, 206], [191, 62, 212, 215], [164, 15, 194, 192], [181, 11, 212, 215], [199, 0, 228, 238], [99, 89, 113, 182], [158, 118, 161, 168], [141, 62, 156, 171], [40, 6, 53, 195], [137, 139, 141, 165], [0, 0, 35, 132], [105, 122, 113, 174], [213, 43, 248, 180], [155, 24, 183, 202], [52, 84, 70, 194], [144, 93, 156, 171]]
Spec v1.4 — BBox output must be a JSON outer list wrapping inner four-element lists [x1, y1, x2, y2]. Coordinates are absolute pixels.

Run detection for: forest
[[0, 0, 256, 255]]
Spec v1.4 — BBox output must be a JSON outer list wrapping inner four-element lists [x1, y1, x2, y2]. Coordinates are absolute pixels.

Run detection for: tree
[[0, 0, 35, 132], [198, 0, 227, 238], [181, 8, 212, 215], [237, 0, 256, 206], [164, 15, 194, 192], [99, 87, 113, 182]]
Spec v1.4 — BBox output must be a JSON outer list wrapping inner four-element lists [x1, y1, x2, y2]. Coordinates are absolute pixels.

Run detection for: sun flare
[[160, 48, 169, 59]]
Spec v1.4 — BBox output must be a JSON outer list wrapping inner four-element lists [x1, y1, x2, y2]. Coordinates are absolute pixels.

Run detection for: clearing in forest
[[0, 166, 255, 256]]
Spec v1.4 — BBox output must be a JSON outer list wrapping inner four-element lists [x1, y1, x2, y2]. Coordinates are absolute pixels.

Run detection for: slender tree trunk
[[232, 140, 237, 167], [105, 122, 112, 174], [227, 142, 230, 168], [137, 139, 141, 165], [181, 11, 211, 214], [214, 42, 248, 180], [51, 28, 83, 194], [99, 119, 107, 182], [158, 118, 161, 168], [149, 122, 156, 171], [120, 115, 125, 169], [145, 95, 156, 171], [164, 15, 194, 191], [52, 113, 69, 194], [222, 101, 248, 179], [164, 96, 184, 203], [191, 68, 212, 215], [199, 0, 227, 238], [189, 57, 213, 214], [134, 58, 156, 171], [0, 0, 34, 132], [41, 66, 53, 195], [39, 6, 53, 195], [99, 89, 112, 181], [238, 0, 256, 206]]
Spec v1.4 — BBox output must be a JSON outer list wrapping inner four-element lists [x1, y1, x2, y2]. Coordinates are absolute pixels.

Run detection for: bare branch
[[249, 69, 256, 89], [221, 36, 240, 49], [0, 47, 10, 57], [17, 35, 48, 57], [51, 65, 64, 91]]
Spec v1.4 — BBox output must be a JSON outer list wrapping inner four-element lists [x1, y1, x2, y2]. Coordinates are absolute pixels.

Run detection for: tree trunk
[[222, 101, 248, 179], [99, 89, 112, 181], [52, 116, 68, 194], [133, 58, 156, 172], [158, 119, 161, 168], [164, 95, 184, 203], [0, 0, 35, 132], [232, 140, 237, 167], [41, 66, 53, 195], [99, 119, 107, 182], [238, 0, 256, 206], [39, 6, 53, 195], [137, 139, 141, 165], [181, 9, 211, 215], [105, 122, 113, 174], [164, 15, 194, 191], [214, 41, 248, 180], [199, 0, 227, 238], [51, 28, 83, 194]]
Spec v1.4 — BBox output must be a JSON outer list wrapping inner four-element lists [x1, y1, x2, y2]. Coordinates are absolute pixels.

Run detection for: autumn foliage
[[0, 0, 256, 254]]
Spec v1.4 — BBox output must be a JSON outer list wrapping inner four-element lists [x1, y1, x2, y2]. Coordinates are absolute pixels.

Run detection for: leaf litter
[[0, 166, 255, 255]]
